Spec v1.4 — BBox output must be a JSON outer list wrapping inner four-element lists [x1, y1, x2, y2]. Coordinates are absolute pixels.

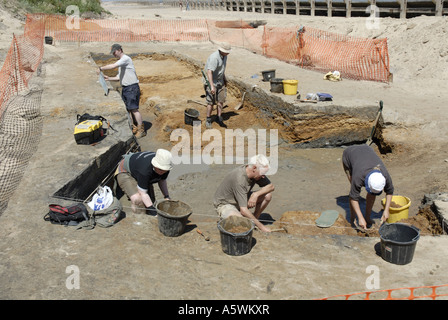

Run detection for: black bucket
[[184, 108, 199, 125], [270, 78, 284, 93], [44, 36, 53, 45], [156, 200, 192, 237], [261, 69, 276, 82], [217, 216, 255, 256], [379, 223, 420, 265]]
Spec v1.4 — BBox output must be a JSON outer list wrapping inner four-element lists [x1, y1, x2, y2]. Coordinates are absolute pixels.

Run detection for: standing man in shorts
[[203, 44, 231, 129], [213, 154, 274, 233], [342, 144, 394, 230], [115, 149, 173, 215], [99, 44, 146, 138]]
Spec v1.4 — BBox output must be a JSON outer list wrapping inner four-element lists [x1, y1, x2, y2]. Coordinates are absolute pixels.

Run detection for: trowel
[[196, 228, 210, 241]]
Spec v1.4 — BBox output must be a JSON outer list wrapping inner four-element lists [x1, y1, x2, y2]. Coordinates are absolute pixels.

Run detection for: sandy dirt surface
[[1, 2, 448, 303]]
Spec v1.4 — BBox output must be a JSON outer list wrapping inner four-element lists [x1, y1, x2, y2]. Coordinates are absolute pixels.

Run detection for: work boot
[[217, 116, 227, 128], [132, 124, 138, 134], [205, 117, 212, 129], [134, 124, 146, 138]]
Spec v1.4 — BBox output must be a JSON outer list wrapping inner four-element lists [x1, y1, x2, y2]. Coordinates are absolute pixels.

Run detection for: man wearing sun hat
[[213, 154, 275, 233], [203, 43, 231, 129], [115, 149, 174, 215], [342, 144, 394, 230]]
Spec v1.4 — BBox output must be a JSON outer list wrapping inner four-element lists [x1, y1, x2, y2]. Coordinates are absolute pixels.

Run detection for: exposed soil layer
[[102, 53, 445, 239], [98, 53, 374, 148]]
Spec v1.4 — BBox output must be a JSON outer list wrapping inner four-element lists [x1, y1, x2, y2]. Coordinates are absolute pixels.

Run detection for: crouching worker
[[342, 144, 394, 230], [115, 149, 173, 215], [213, 154, 274, 233]]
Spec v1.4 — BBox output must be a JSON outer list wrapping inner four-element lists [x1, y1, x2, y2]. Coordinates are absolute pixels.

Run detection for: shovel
[[366, 100, 383, 145], [187, 99, 227, 111], [187, 99, 208, 107], [234, 91, 246, 110]]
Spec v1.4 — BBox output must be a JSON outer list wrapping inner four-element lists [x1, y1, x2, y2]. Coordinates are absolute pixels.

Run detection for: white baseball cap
[[366, 171, 386, 194], [151, 149, 173, 171]]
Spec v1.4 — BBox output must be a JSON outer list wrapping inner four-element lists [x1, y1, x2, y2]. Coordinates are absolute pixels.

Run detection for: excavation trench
[[93, 52, 386, 150], [51, 51, 442, 238]]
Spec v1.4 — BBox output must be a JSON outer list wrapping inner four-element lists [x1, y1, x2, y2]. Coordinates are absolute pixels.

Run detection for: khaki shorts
[[205, 85, 227, 105], [116, 172, 155, 202], [216, 203, 241, 219]]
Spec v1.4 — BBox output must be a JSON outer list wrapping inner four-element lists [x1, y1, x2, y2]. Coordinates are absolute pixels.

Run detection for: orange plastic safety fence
[[320, 284, 448, 300], [263, 26, 390, 82], [1, 13, 391, 120], [40, 14, 210, 42], [0, 15, 44, 121], [38, 14, 390, 83], [206, 20, 265, 56]]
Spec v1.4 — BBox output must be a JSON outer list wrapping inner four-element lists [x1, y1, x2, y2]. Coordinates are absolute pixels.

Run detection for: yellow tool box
[[74, 119, 103, 145]]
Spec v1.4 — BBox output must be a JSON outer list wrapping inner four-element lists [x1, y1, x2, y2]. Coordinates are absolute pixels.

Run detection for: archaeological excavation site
[[1, 1, 448, 301]]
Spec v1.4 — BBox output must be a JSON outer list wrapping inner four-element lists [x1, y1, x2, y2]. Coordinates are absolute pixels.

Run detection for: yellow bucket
[[282, 80, 298, 95], [382, 195, 411, 223]]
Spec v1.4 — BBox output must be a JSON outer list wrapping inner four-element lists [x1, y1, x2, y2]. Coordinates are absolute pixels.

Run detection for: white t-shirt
[[204, 50, 227, 86], [116, 54, 139, 86]]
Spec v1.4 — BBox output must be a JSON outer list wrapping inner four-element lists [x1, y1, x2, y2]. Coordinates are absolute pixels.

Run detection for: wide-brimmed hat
[[151, 149, 173, 171], [218, 44, 231, 54], [110, 43, 122, 54], [365, 170, 386, 195]]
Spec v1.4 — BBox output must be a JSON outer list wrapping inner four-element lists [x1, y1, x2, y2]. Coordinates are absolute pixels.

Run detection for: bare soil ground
[[98, 52, 446, 239], [1, 2, 448, 302]]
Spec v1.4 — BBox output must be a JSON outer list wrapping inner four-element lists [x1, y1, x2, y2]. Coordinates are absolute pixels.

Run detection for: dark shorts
[[121, 83, 141, 111]]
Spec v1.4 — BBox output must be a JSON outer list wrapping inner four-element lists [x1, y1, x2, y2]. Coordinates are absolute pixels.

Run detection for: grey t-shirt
[[213, 165, 271, 208], [342, 144, 394, 201], [116, 54, 139, 87], [203, 50, 227, 87]]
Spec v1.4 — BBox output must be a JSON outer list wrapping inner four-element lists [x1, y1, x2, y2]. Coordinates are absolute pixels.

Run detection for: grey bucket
[[270, 78, 284, 93], [261, 69, 276, 82], [379, 223, 420, 265], [217, 216, 255, 256], [184, 108, 199, 125], [44, 36, 53, 45], [156, 200, 192, 237]]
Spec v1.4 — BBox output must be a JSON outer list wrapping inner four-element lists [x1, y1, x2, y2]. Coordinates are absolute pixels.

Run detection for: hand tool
[[196, 228, 210, 241], [366, 100, 383, 145], [270, 227, 287, 233], [234, 91, 246, 110], [98, 71, 110, 96]]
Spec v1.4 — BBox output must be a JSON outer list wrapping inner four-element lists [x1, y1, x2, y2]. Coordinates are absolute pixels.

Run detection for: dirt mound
[[275, 210, 358, 236], [400, 206, 445, 236], [274, 205, 445, 238]]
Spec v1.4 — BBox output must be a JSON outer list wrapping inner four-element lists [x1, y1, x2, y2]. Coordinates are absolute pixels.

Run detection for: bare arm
[[248, 183, 274, 208], [98, 63, 120, 81], [207, 69, 215, 94], [350, 198, 367, 229], [138, 189, 154, 208], [381, 193, 393, 223], [239, 206, 271, 233]]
